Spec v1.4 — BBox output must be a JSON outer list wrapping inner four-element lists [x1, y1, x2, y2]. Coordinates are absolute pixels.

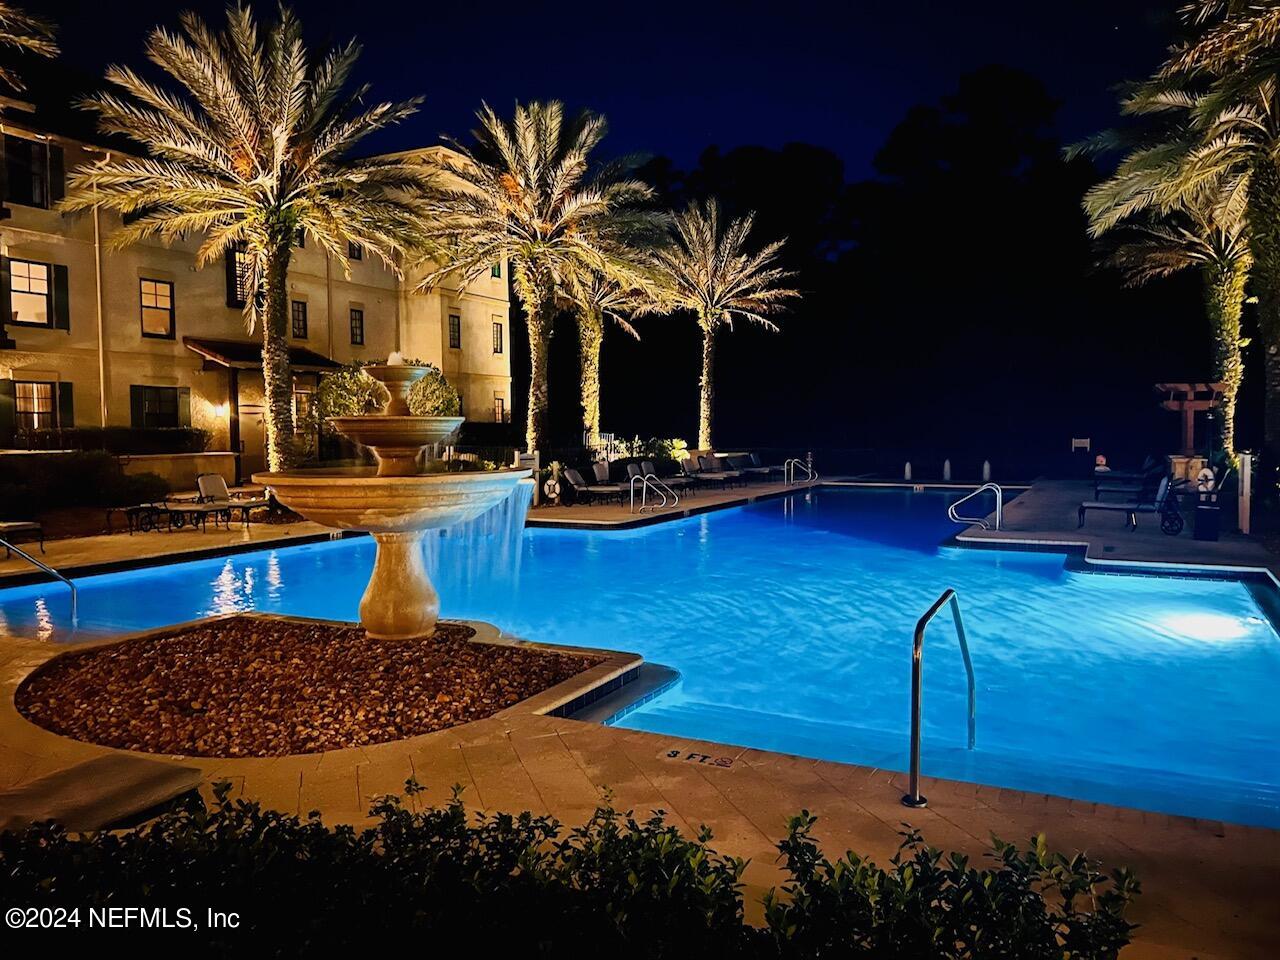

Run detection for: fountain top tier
[[329, 363, 463, 477]]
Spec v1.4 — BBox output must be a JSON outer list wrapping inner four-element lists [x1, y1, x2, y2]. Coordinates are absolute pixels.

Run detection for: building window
[[494, 397, 506, 423], [448, 313, 461, 349], [131, 385, 182, 429], [349, 307, 364, 345], [14, 381, 55, 432], [491, 262, 501, 278], [3, 134, 57, 209], [492, 321, 504, 354], [8, 258, 52, 326], [295, 228, 306, 248], [140, 278, 175, 338], [226, 247, 251, 308], [291, 300, 308, 339], [347, 241, 362, 261]]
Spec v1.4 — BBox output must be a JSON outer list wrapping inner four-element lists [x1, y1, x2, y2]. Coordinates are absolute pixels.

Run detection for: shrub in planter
[[309, 360, 461, 434], [0, 452, 169, 516], [23, 426, 211, 455], [0, 782, 1137, 957]]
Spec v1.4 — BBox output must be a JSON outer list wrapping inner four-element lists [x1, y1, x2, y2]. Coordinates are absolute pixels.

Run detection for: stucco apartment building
[[0, 98, 512, 482]]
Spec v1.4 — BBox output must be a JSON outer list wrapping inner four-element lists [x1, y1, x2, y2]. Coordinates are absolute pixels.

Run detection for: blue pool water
[[2, 488, 1278, 826]]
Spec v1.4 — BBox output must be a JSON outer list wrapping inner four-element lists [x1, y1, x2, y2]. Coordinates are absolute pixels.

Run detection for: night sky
[[39, 0, 1175, 175]]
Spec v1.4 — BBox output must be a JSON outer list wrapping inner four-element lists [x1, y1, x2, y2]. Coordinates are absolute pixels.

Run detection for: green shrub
[[0, 782, 1137, 957], [0, 452, 170, 516], [22, 426, 211, 455]]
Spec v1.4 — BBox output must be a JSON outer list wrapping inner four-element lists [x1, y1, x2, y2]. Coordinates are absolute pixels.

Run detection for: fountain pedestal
[[361, 531, 437, 639]]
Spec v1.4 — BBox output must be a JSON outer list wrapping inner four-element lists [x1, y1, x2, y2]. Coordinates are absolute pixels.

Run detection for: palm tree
[[560, 270, 651, 447], [61, 4, 430, 471], [1084, 3, 1280, 467], [1103, 199, 1251, 458], [414, 101, 655, 453], [649, 199, 799, 449], [0, 2, 57, 91]]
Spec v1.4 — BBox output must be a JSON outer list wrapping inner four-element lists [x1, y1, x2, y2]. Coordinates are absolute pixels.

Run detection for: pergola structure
[[1154, 382, 1226, 457]]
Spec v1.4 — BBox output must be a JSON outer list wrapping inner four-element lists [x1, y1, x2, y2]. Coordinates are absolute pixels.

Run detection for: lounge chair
[[197, 473, 271, 525], [698, 455, 744, 487], [562, 467, 624, 505], [641, 460, 694, 495], [727, 454, 771, 482], [0, 520, 43, 558], [1078, 476, 1181, 532], [1094, 458, 1163, 499], [679, 457, 725, 490]]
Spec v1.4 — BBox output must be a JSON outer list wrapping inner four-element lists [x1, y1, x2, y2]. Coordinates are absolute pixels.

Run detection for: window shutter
[[0, 256, 11, 326], [52, 264, 70, 330], [129, 385, 145, 428], [48, 145, 64, 204], [0, 136, 7, 204], [56, 381, 74, 428], [0, 379, 14, 447], [177, 386, 191, 427]]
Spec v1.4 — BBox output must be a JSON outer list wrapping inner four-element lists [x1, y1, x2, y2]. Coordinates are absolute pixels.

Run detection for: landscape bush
[[0, 781, 1138, 957], [309, 360, 461, 433], [0, 452, 168, 517], [21, 426, 211, 455]]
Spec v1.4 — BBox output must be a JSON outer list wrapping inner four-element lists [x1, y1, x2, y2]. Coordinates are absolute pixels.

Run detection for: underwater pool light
[[1158, 611, 1253, 642]]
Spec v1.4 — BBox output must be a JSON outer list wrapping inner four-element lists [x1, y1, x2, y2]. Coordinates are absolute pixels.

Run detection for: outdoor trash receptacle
[[1194, 504, 1220, 541]]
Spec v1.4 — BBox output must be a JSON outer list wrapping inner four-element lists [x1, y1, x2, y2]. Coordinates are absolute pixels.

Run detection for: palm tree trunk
[[1249, 159, 1280, 483], [1203, 259, 1248, 462], [578, 307, 604, 447], [698, 321, 716, 450], [262, 239, 296, 472], [513, 262, 554, 453]]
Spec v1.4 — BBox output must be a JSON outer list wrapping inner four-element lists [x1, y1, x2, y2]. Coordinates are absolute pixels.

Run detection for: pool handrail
[[0, 536, 77, 627], [784, 458, 818, 485], [947, 482, 1003, 530], [629, 472, 680, 514], [902, 587, 975, 809]]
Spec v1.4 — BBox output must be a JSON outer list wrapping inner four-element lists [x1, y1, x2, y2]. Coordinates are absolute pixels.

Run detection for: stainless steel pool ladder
[[784, 458, 818, 485], [902, 588, 975, 809], [947, 482, 1003, 530], [0, 537, 77, 626], [629, 472, 680, 513]]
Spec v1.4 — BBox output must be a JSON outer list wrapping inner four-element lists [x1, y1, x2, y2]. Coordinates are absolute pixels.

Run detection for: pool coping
[[525, 480, 821, 530]]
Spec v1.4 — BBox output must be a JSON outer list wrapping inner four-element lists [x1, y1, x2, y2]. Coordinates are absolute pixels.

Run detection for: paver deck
[[954, 478, 1278, 578], [527, 478, 821, 527], [0, 618, 1275, 958]]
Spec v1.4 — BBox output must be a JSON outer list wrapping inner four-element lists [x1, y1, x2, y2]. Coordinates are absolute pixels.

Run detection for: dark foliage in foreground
[[0, 781, 1138, 957]]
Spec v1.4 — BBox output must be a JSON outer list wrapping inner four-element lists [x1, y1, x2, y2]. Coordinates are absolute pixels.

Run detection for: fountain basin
[[327, 415, 464, 476], [254, 466, 531, 639]]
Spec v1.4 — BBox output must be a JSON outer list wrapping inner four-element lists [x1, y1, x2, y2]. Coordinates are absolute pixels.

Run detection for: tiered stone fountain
[[253, 361, 530, 640]]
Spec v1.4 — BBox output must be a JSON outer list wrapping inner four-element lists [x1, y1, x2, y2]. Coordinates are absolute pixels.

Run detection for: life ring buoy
[[1196, 467, 1216, 492], [544, 479, 561, 499]]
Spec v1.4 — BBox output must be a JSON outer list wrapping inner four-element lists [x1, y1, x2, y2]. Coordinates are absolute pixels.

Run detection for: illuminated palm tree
[[1104, 199, 1251, 458], [415, 101, 655, 453], [62, 4, 429, 470], [649, 199, 799, 449], [560, 269, 654, 447], [1084, 2, 1280, 464], [0, 2, 57, 91]]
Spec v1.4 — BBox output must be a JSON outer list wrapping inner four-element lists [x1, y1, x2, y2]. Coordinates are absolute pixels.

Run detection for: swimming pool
[[2, 487, 1278, 826]]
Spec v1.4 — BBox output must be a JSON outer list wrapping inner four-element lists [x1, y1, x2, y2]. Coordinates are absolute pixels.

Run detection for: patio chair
[[197, 473, 271, 525], [679, 457, 726, 490], [1094, 458, 1163, 499], [698, 455, 744, 487], [1078, 475, 1183, 533], [562, 468, 625, 505]]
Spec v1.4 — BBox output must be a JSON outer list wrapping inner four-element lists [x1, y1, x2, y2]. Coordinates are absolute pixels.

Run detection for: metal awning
[[183, 337, 341, 373]]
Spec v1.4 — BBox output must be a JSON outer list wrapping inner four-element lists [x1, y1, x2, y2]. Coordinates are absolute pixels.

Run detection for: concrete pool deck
[[0, 618, 1275, 958]]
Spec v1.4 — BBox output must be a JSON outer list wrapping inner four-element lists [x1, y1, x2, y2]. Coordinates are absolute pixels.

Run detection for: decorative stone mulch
[[16, 617, 603, 758]]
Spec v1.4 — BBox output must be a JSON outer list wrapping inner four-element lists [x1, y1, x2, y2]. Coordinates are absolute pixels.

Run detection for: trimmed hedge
[[21, 426, 211, 455], [0, 451, 168, 518], [0, 781, 1138, 956]]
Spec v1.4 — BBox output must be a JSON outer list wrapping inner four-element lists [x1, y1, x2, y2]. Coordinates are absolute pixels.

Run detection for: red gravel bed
[[16, 616, 604, 758]]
